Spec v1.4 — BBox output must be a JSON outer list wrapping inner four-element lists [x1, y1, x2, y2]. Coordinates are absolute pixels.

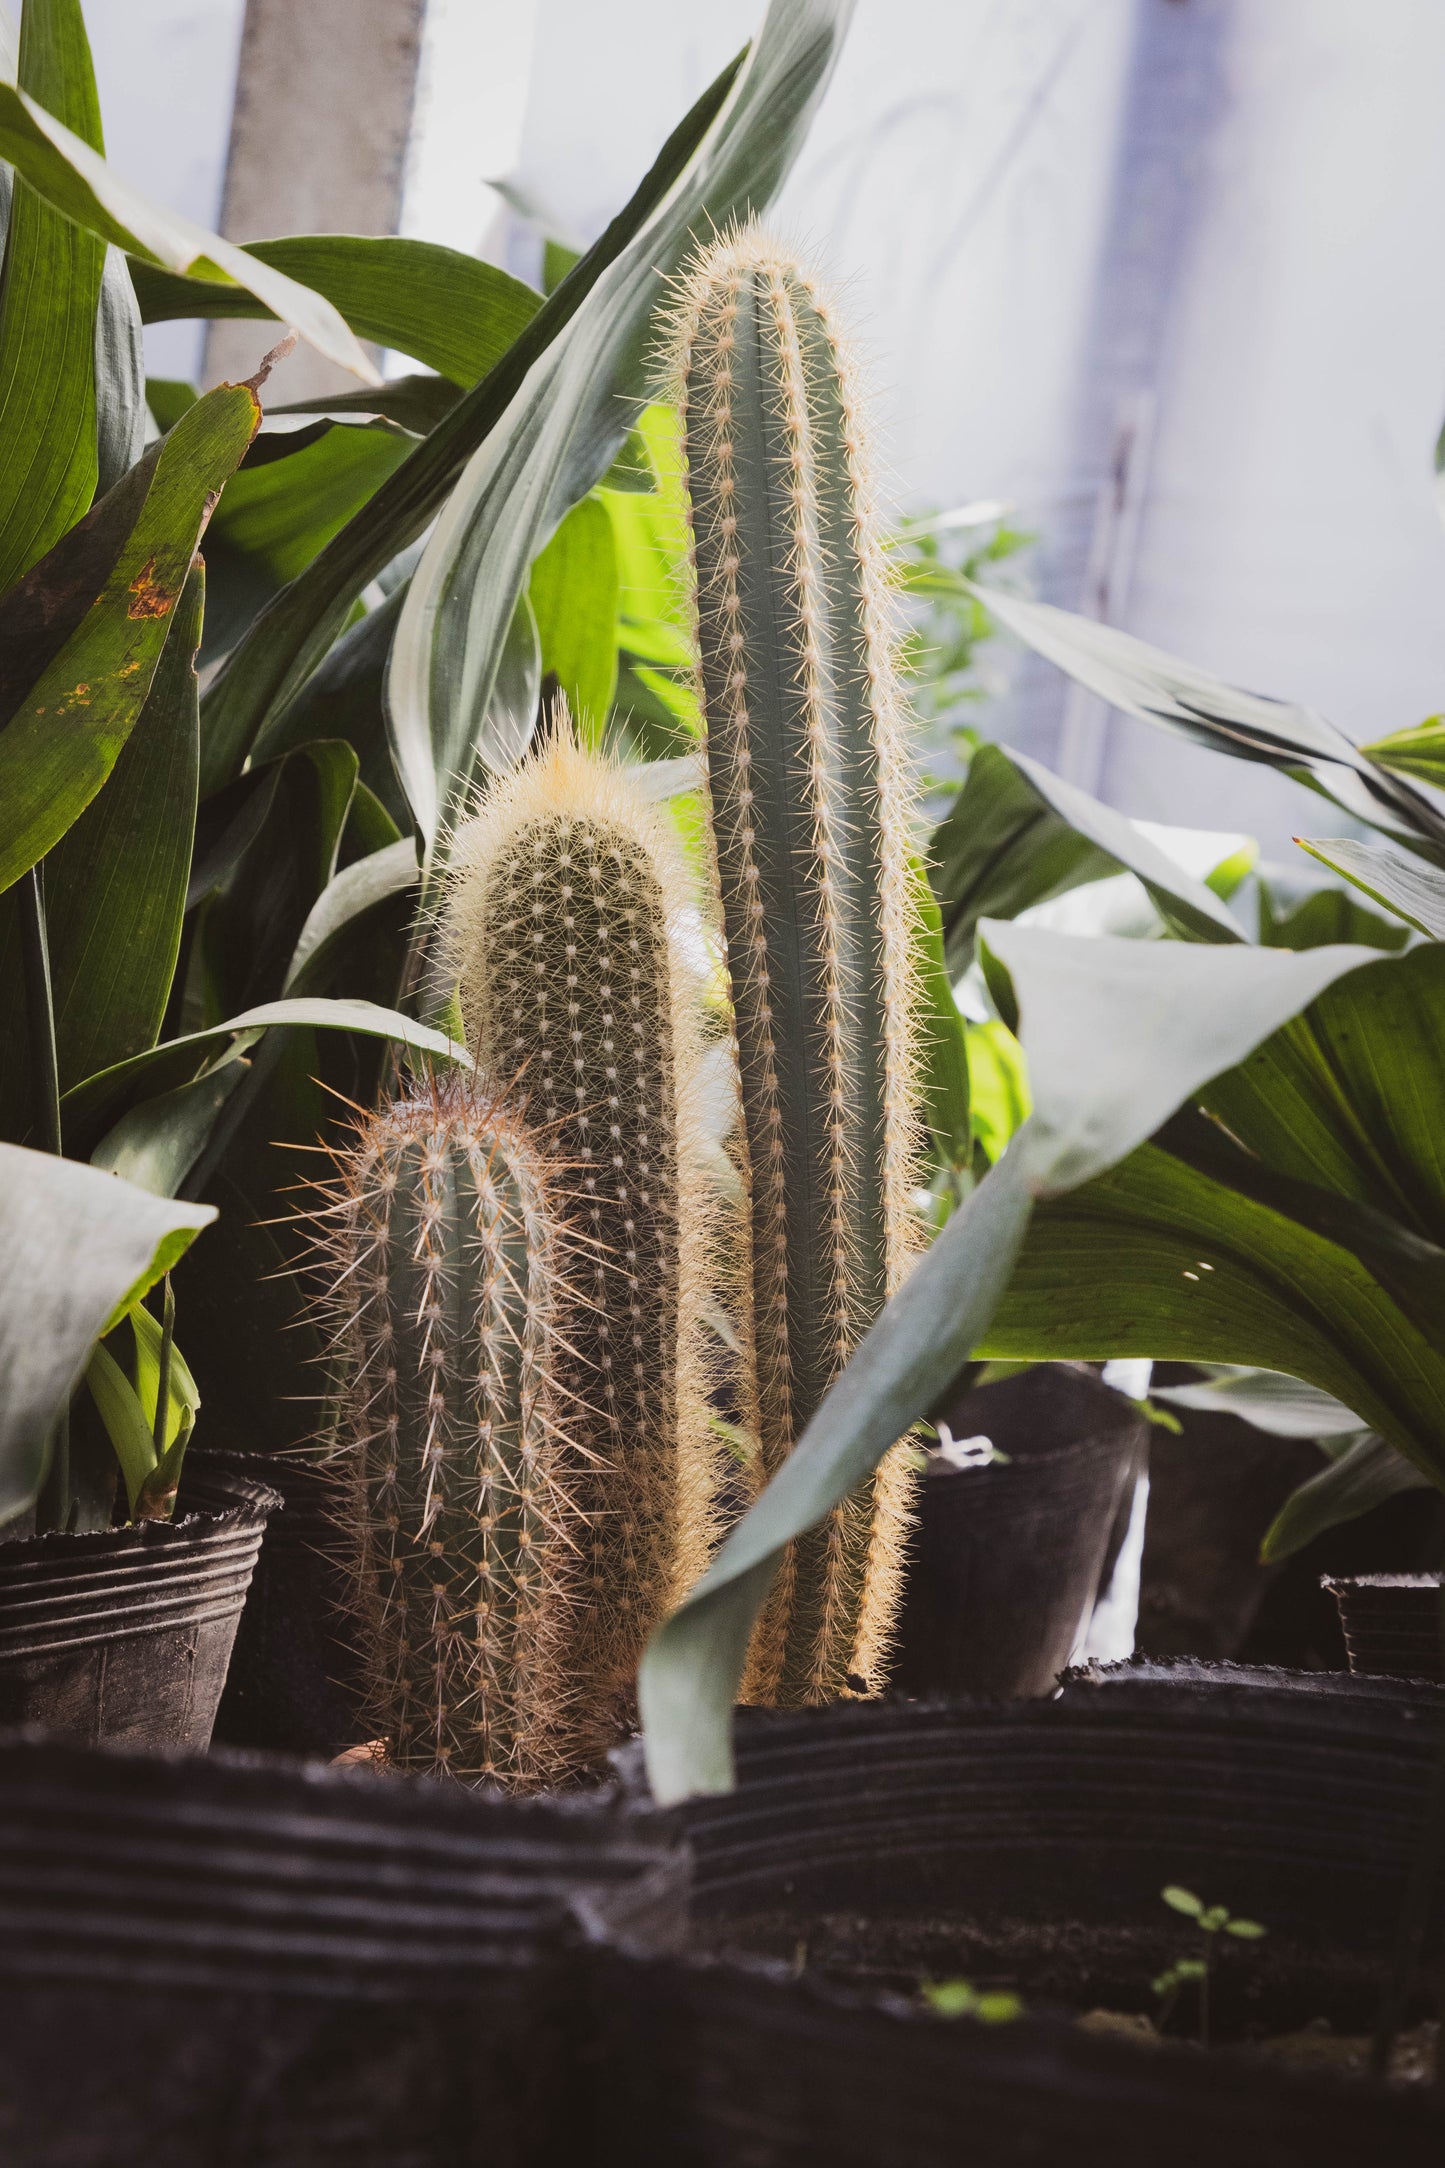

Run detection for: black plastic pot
[[605, 1663, 1445, 2163], [0, 1733, 686, 2168], [891, 1365, 1147, 1695], [201, 1450, 369, 1757], [1325, 1574, 1444, 1683], [0, 1461, 278, 1751]]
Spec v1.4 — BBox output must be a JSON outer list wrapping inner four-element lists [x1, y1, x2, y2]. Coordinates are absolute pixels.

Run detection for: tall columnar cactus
[[442, 734, 720, 1738], [670, 227, 922, 1706], [320, 1080, 591, 1787]]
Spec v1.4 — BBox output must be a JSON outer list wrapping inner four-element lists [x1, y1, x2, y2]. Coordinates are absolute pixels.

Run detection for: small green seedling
[[922, 1978, 1024, 2024], [1153, 1885, 1267, 2047]]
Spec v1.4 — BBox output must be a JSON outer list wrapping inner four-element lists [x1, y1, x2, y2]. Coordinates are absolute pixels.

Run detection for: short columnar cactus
[[321, 1080, 593, 1786], [442, 733, 721, 1737], [670, 227, 922, 1705]]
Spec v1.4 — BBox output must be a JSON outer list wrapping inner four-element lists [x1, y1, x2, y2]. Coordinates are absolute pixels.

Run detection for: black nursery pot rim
[[1322, 1572, 1443, 1591], [0, 1465, 280, 1659]]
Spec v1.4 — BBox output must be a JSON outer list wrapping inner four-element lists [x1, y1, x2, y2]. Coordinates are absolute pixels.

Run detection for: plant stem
[[21, 863, 70, 1529], [1371, 1571, 1445, 2081], [1198, 1938, 1211, 2050], [151, 1277, 174, 1456]]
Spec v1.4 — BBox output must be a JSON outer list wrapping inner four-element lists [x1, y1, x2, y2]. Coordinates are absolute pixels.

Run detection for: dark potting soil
[[688, 1904, 1407, 2044]]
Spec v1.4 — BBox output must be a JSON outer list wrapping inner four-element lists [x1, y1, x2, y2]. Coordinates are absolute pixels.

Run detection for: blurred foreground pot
[[0, 1734, 685, 2168], [892, 1365, 1146, 1695], [1325, 1574, 1443, 1684], [0, 1461, 277, 1752], [609, 1662, 1444, 2165]]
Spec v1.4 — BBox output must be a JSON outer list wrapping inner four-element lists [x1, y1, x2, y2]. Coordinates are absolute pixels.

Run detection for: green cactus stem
[[670, 227, 923, 1706], [443, 733, 722, 1740], [320, 1079, 590, 1786]]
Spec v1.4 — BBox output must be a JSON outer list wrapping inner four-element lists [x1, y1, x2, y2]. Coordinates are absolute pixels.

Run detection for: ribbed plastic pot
[[201, 1451, 368, 1758], [605, 1663, 1445, 2164], [0, 1733, 687, 2168], [0, 1461, 278, 1751], [1324, 1574, 1443, 1683], [891, 1365, 1147, 1695]]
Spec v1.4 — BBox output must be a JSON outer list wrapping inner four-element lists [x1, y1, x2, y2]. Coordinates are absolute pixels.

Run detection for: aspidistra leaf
[[44, 561, 202, 1089], [197, 42, 751, 797], [389, 0, 854, 857], [1296, 833, 1445, 941], [0, 380, 258, 895], [0, 0, 105, 591], [130, 235, 539, 390], [0, 1141, 214, 1521], [972, 583, 1445, 858], [0, 85, 376, 381]]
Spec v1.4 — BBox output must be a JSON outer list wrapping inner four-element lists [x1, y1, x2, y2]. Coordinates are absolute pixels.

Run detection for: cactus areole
[[672, 229, 922, 1706]]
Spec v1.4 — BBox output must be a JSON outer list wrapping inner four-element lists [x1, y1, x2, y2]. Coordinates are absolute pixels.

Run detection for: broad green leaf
[[972, 583, 1445, 858], [1257, 871, 1409, 953], [929, 743, 1086, 961], [0, 88, 376, 381], [1297, 833, 1445, 940], [966, 1017, 1030, 1162], [43, 561, 201, 1089], [0, 0, 104, 592], [128, 1294, 199, 1446], [639, 1141, 1034, 1800], [979, 1139, 1445, 1482], [250, 582, 408, 825], [62, 994, 470, 1141], [1358, 714, 1445, 789], [527, 493, 619, 739], [94, 242, 144, 493], [0, 1140, 214, 1520], [982, 922, 1378, 1194], [266, 373, 461, 435], [83, 1337, 157, 1510], [90, 1049, 249, 1198], [194, 738, 358, 1020], [1196, 941, 1445, 1244], [283, 835, 419, 996], [389, 0, 853, 860], [201, 419, 411, 659], [1007, 750, 1243, 944], [910, 854, 969, 1172], [0, 379, 258, 894], [1261, 1433, 1431, 1561], [1159, 1103, 1445, 1360], [929, 743, 1190, 975], [197, 45, 749, 798], [131, 235, 539, 389], [1151, 1365, 1361, 1438]]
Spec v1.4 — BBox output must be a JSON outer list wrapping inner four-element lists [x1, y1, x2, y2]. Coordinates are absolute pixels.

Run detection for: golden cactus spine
[[670, 227, 922, 1706], [320, 1081, 595, 1786], [443, 734, 721, 1741]]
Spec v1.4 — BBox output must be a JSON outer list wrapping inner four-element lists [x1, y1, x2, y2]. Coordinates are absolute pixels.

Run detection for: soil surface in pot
[[675, 1665, 1445, 2090]]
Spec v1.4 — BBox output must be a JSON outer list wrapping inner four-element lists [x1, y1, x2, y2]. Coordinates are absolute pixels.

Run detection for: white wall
[[77, 0, 1445, 847], [511, 0, 1445, 847], [85, 0, 247, 381], [1102, 0, 1445, 830]]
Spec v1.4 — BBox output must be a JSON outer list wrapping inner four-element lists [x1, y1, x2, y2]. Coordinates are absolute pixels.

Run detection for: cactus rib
[[671, 228, 922, 1705]]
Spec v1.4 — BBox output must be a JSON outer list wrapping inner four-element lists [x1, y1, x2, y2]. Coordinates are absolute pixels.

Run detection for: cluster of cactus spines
[[318, 1079, 595, 1787], [442, 731, 723, 1739], [669, 225, 923, 1706]]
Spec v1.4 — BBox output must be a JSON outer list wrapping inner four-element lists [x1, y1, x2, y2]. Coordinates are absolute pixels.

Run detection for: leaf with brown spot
[[0, 378, 257, 896]]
